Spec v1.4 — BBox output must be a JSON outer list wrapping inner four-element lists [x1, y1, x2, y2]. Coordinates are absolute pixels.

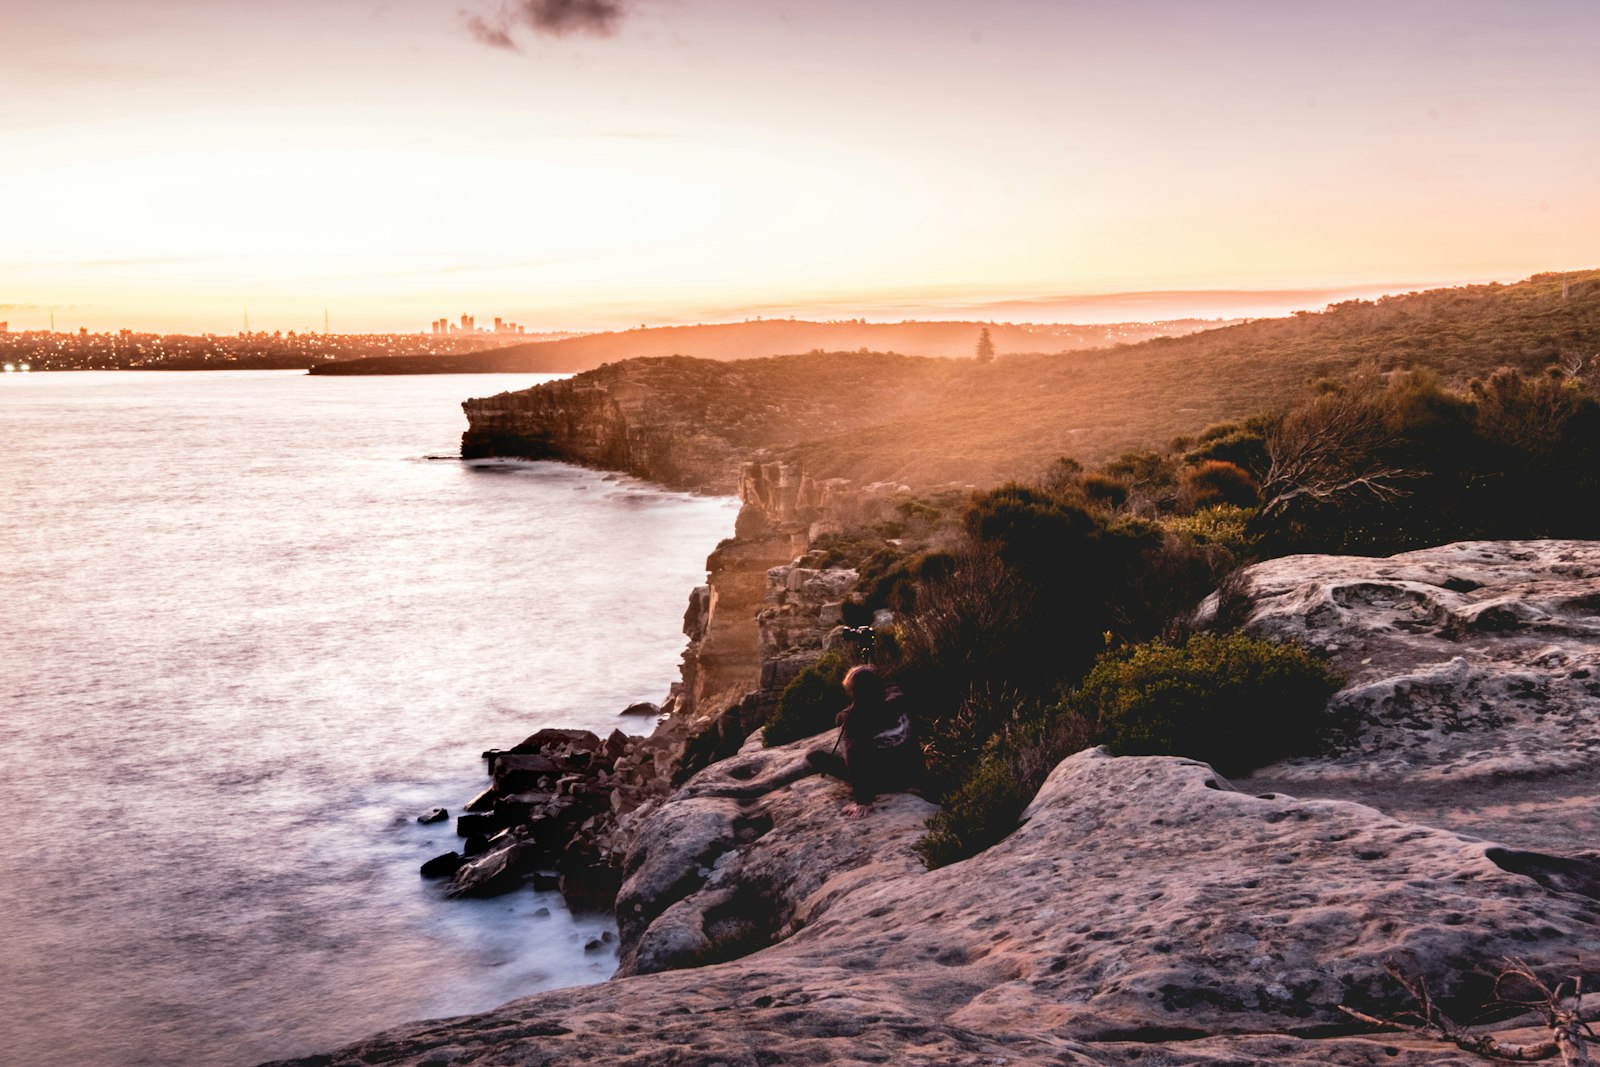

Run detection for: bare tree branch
[[1258, 389, 1424, 525], [1339, 958, 1596, 1066]]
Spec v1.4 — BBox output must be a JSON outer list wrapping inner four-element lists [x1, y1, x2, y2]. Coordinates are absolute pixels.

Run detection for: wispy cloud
[[462, 0, 634, 50], [0, 256, 225, 270]]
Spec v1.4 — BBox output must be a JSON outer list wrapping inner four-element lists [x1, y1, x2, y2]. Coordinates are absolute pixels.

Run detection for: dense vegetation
[[786, 270, 1600, 487], [771, 320, 1600, 866]]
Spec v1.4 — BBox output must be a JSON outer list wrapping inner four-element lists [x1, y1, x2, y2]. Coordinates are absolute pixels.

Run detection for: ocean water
[[0, 371, 738, 1066]]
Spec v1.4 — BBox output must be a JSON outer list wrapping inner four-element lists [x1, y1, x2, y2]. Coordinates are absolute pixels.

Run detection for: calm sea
[[0, 371, 737, 1066]]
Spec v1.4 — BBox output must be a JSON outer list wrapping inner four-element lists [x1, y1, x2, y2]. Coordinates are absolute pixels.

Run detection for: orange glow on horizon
[[4, 1, 1598, 334]]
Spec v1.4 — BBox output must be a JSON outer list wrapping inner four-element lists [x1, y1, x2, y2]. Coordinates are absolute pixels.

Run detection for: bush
[[919, 685, 1032, 799], [762, 651, 851, 747], [1180, 460, 1259, 510], [1081, 473, 1130, 509], [915, 751, 1034, 869], [1162, 504, 1260, 554], [884, 548, 1040, 714], [916, 704, 1093, 868], [1074, 633, 1342, 776], [1184, 417, 1272, 478]]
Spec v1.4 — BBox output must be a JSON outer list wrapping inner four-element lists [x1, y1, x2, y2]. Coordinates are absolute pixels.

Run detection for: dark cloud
[[463, 12, 520, 50], [463, 0, 632, 49]]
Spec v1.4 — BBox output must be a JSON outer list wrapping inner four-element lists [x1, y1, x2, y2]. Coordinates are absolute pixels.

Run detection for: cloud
[[463, 0, 632, 49], [463, 12, 520, 49]]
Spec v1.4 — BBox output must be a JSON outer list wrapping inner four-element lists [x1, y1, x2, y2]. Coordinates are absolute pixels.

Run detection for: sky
[[2, 0, 1598, 334]]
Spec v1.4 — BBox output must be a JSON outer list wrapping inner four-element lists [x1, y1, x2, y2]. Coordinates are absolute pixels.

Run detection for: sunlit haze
[[4, 0, 1597, 333]]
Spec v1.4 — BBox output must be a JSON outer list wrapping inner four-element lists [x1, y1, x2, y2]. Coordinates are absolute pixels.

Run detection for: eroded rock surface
[[616, 734, 935, 976], [1221, 540, 1600, 850], [267, 749, 1600, 1066]]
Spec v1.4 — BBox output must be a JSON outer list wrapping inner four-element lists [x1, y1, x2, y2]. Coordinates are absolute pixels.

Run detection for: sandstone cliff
[[426, 460, 894, 909], [459, 353, 956, 494], [275, 540, 1600, 1066]]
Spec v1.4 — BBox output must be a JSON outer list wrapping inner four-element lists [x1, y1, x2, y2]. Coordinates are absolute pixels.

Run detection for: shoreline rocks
[[301, 537, 1600, 1067], [272, 744, 1600, 1067]]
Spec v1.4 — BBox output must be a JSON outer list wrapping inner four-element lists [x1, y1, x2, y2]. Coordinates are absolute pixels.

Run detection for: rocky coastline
[[265, 373, 1600, 1065], [419, 448, 915, 917], [273, 537, 1600, 1067]]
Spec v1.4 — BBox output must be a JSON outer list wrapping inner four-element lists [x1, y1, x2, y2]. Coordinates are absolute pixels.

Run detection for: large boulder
[[616, 732, 934, 975]]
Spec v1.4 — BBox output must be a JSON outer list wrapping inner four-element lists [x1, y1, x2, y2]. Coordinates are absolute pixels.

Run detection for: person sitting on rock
[[806, 664, 921, 818]]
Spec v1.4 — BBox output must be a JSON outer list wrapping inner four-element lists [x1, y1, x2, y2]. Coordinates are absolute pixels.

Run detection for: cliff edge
[[459, 353, 957, 494], [272, 541, 1600, 1066]]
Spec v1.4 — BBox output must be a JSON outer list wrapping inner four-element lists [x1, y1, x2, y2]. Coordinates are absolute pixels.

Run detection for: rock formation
[[458, 353, 951, 494], [1214, 540, 1600, 852], [425, 460, 885, 909], [278, 540, 1600, 1066]]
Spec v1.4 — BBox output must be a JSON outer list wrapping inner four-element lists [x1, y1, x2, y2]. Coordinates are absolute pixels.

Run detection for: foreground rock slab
[[265, 746, 1600, 1066]]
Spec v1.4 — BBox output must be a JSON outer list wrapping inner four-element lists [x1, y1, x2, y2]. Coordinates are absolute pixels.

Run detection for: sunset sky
[[3, 0, 1597, 334]]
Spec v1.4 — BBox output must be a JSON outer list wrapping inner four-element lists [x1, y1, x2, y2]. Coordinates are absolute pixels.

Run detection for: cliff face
[[459, 352, 957, 494], [660, 462, 891, 775], [277, 540, 1600, 1067], [426, 458, 885, 912], [460, 364, 745, 493]]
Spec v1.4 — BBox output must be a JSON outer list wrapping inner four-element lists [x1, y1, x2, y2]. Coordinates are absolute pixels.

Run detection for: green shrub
[[915, 751, 1033, 868], [1162, 504, 1260, 553], [916, 705, 1093, 868], [762, 651, 851, 747], [1075, 632, 1342, 776], [1184, 417, 1272, 478]]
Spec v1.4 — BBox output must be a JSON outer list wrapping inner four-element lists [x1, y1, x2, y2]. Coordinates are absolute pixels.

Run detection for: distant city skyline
[[3, 1, 1597, 333]]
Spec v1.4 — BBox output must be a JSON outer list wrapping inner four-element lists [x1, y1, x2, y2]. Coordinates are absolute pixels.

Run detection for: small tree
[[975, 326, 995, 363]]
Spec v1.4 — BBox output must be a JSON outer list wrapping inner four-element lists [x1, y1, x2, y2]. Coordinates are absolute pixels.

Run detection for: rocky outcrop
[[269, 743, 1600, 1067], [1211, 540, 1600, 852], [431, 459, 891, 914], [278, 538, 1600, 1067], [458, 353, 952, 494], [656, 462, 902, 770], [615, 734, 935, 977], [460, 360, 750, 493]]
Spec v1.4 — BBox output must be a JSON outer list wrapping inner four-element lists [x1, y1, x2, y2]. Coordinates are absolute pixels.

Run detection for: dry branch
[[1339, 959, 1595, 1065]]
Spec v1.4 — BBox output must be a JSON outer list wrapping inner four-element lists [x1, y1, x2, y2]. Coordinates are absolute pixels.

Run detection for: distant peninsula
[[305, 318, 1230, 376]]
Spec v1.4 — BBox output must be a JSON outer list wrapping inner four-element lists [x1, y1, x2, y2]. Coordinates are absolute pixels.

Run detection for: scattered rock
[[455, 812, 502, 838], [620, 702, 661, 717], [415, 807, 448, 825], [447, 838, 540, 899], [418, 852, 464, 879]]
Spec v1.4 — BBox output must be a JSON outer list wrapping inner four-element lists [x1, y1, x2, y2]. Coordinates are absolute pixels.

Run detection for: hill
[[309, 317, 1225, 375], [460, 269, 1600, 491]]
